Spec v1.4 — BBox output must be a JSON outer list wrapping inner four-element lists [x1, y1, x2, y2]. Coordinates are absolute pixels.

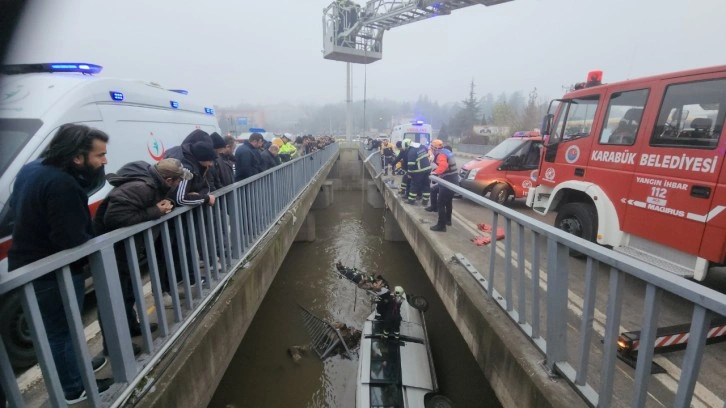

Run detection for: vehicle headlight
[[467, 167, 479, 180]]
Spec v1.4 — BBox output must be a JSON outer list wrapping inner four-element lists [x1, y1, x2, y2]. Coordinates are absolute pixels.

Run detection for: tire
[[0, 292, 38, 369], [555, 202, 598, 256], [408, 295, 429, 312], [425, 394, 455, 408], [489, 183, 510, 205]]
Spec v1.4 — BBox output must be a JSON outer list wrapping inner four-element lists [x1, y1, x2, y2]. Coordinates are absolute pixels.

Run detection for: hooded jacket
[[163, 143, 211, 206], [93, 161, 172, 234]]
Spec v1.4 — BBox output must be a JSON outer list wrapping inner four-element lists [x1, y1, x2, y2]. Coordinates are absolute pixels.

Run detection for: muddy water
[[209, 190, 501, 407]]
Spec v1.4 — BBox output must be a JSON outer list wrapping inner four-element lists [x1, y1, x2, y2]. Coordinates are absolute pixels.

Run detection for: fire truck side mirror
[[541, 114, 554, 145]]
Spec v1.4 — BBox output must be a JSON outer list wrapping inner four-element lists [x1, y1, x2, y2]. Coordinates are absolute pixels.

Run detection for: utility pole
[[346, 62, 353, 139]]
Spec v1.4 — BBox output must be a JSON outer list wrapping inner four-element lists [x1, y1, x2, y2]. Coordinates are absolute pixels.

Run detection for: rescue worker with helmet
[[429, 139, 458, 232], [279, 133, 297, 162], [406, 140, 432, 205], [377, 286, 406, 340]]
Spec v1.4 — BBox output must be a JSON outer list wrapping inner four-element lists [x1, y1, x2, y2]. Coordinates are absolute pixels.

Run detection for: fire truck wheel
[[489, 183, 510, 205], [555, 202, 598, 250]]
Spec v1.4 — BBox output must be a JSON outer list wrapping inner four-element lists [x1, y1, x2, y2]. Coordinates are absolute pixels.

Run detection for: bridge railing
[[428, 176, 726, 407], [0, 144, 339, 407]]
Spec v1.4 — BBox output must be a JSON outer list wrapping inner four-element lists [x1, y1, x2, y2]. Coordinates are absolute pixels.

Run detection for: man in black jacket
[[8, 123, 113, 403], [234, 132, 265, 181], [94, 158, 190, 336], [260, 144, 282, 170], [163, 134, 217, 207], [208, 132, 234, 189]]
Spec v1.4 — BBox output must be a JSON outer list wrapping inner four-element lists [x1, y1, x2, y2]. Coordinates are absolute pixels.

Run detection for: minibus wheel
[[555, 202, 597, 256]]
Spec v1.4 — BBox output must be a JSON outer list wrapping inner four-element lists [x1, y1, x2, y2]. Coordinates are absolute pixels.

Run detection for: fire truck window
[[651, 78, 726, 149], [552, 97, 599, 143], [599, 89, 648, 145]]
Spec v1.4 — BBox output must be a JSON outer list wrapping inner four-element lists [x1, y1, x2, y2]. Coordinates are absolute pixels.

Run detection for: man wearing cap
[[94, 158, 191, 340], [278, 133, 297, 162], [163, 131, 217, 207], [234, 132, 265, 181]]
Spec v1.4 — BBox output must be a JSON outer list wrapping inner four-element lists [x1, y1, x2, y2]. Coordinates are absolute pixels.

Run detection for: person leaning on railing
[[93, 158, 191, 345], [7, 123, 114, 404]]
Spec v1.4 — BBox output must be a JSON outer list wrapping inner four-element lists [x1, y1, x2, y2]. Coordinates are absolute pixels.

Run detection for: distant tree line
[[218, 82, 550, 145]]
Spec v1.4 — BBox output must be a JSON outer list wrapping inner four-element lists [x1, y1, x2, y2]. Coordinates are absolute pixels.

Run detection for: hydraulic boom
[[323, 0, 512, 64]]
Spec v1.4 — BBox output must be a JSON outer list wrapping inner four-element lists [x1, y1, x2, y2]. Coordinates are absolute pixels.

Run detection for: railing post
[[545, 238, 568, 374], [90, 247, 137, 382]]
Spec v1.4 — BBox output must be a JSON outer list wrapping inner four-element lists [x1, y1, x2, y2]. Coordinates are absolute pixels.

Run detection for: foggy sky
[[6, 0, 726, 107]]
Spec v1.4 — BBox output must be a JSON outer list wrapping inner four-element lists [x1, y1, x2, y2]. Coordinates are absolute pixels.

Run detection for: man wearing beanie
[[163, 130, 217, 207], [208, 132, 235, 188], [234, 132, 265, 181]]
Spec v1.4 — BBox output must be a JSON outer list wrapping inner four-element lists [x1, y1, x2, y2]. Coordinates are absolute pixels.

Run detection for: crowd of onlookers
[[232, 133, 337, 183], [4, 124, 336, 404]]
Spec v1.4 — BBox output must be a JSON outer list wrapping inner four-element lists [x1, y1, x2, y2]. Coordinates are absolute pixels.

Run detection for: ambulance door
[[623, 77, 726, 257]]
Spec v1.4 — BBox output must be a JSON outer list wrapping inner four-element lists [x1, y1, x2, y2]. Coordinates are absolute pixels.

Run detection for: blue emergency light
[[109, 91, 124, 101], [2, 62, 103, 75], [170, 101, 179, 109], [49, 63, 102, 74], [412, 120, 424, 125], [204, 107, 215, 115], [249, 128, 266, 133], [169, 89, 189, 95]]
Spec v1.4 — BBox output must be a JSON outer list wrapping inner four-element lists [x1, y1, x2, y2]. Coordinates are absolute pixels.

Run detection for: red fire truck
[[526, 66, 726, 280]]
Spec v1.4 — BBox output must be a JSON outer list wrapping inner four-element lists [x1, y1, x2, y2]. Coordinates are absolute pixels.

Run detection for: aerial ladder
[[322, 0, 513, 137]]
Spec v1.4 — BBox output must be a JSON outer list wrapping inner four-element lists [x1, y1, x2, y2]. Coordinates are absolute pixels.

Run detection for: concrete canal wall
[[136, 155, 342, 407], [139, 147, 581, 407], [364, 155, 582, 408]]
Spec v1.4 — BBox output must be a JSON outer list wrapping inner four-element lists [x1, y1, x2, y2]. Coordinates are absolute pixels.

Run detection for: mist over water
[[210, 190, 500, 407]]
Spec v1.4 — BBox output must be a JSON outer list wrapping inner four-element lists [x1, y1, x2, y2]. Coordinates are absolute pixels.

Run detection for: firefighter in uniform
[[392, 139, 411, 197], [406, 141, 432, 205], [429, 139, 458, 232]]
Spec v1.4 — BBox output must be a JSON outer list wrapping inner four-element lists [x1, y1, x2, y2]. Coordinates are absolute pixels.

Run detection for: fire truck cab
[[526, 66, 726, 280]]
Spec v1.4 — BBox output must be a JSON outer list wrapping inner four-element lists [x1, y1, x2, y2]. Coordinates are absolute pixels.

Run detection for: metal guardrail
[[297, 305, 351, 359], [0, 144, 339, 407], [426, 175, 726, 408]]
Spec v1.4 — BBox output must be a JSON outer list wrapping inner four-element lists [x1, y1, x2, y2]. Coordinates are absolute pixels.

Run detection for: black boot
[[424, 206, 437, 212], [430, 224, 446, 232]]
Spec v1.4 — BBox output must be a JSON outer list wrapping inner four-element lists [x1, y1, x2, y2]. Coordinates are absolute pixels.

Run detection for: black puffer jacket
[[93, 161, 171, 234]]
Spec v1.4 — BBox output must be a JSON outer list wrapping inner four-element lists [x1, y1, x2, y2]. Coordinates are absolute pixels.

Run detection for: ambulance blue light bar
[[2, 62, 103, 75], [204, 107, 215, 115], [169, 89, 189, 95], [170, 101, 179, 109], [49, 63, 102, 74], [411, 120, 424, 125], [109, 91, 124, 101]]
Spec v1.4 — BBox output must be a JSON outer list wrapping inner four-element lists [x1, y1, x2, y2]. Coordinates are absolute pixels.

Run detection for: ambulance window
[[0, 118, 43, 178], [651, 79, 726, 149], [599, 89, 649, 145], [551, 96, 599, 143]]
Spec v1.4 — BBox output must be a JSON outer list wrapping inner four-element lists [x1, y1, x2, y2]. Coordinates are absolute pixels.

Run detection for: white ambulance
[[389, 120, 433, 147], [0, 62, 220, 368]]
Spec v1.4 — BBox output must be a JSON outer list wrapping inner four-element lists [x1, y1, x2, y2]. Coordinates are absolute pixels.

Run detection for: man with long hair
[[8, 123, 113, 403]]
